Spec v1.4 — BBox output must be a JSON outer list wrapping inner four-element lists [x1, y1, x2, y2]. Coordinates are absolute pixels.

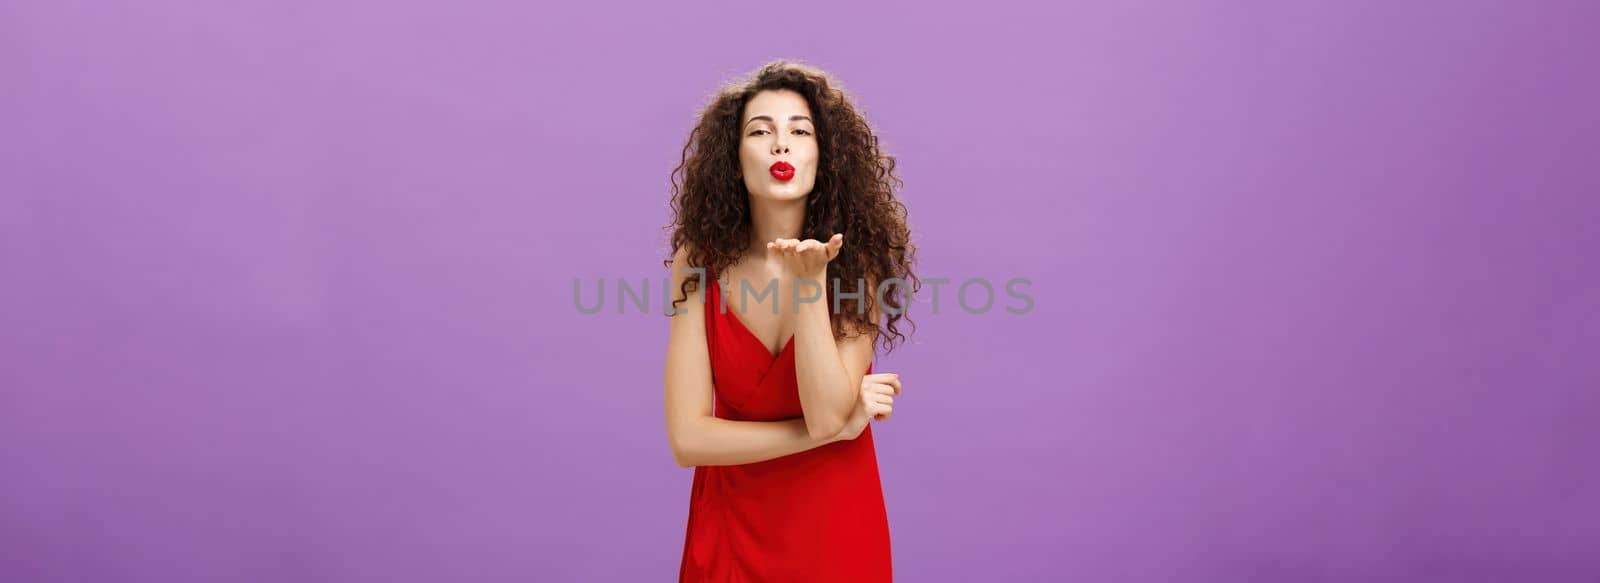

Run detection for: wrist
[[783, 269, 828, 287], [786, 274, 832, 315]]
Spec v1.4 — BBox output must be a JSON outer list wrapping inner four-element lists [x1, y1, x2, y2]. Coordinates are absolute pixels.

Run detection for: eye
[[793, 129, 811, 136]]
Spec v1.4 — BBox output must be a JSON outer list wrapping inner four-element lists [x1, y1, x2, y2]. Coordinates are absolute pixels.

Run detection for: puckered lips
[[769, 161, 795, 182]]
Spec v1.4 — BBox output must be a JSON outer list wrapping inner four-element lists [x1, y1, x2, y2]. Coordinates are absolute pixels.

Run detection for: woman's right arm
[[663, 245, 839, 468]]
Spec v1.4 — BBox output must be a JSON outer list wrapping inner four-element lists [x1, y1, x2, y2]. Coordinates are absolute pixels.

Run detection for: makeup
[[769, 161, 795, 182]]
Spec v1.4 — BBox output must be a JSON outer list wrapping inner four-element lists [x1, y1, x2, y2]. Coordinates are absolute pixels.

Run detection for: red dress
[[678, 276, 893, 582]]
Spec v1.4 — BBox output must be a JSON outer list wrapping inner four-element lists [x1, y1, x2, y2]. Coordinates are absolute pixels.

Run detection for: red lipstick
[[769, 161, 795, 182]]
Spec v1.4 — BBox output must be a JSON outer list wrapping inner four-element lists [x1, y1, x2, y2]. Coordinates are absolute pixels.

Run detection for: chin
[[752, 184, 812, 202]]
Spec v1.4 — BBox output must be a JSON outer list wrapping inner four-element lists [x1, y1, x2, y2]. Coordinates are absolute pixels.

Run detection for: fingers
[[769, 239, 805, 258], [860, 386, 891, 408], [864, 372, 901, 395], [868, 401, 892, 422], [766, 237, 841, 257], [861, 368, 898, 423], [862, 382, 896, 423], [863, 383, 896, 398]]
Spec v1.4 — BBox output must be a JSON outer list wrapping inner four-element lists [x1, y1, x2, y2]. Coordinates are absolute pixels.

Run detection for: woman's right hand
[[833, 373, 901, 442]]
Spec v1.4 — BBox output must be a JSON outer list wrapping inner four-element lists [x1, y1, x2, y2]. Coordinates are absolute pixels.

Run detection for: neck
[[746, 195, 806, 255]]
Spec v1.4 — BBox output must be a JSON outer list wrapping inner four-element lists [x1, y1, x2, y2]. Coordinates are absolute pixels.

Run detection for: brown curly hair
[[663, 60, 918, 354]]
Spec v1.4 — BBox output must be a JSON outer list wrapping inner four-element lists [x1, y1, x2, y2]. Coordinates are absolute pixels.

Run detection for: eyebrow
[[744, 114, 813, 128]]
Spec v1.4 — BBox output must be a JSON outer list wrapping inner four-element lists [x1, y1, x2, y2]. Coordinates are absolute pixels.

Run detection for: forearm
[[673, 416, 837, 468], [793, 297, 855, 440]]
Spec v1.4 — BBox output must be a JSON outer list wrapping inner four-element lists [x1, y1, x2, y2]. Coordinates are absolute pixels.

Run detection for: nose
[[772, 138, 789, 156]]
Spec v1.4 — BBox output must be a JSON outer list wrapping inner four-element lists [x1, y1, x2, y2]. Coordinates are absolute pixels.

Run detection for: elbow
[[804, 386, 855, 441], [667, 415, 710, 468], [814, 398, 855, 441], [806, 416, 845, 442], [669, 437, 696, 468]]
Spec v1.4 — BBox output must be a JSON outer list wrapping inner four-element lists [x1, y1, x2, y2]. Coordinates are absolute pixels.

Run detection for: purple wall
[[3, 1, 1597, 581]]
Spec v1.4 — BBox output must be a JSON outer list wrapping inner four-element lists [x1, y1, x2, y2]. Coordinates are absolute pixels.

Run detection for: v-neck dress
[[678, 275, 892, 582]]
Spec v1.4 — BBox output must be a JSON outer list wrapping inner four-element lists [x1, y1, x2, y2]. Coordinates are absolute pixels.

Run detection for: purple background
[[3, 1, 1597, 581]]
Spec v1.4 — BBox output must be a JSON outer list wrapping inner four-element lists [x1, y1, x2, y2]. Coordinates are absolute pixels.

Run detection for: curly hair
[[663, 60, 918, 354]]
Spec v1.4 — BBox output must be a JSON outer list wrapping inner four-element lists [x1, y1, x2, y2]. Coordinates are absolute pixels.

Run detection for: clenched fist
[[834, 372, 902, 442]]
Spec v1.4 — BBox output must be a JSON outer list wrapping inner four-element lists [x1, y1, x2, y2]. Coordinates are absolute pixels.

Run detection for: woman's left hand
[[767, 234, 844, 281]]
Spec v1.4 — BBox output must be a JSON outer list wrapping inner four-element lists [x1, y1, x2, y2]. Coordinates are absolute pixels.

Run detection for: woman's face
[[739, 89, 818, 202]]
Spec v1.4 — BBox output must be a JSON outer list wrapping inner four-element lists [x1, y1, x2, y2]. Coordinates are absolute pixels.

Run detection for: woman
[[662, 60, 918, 582]]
